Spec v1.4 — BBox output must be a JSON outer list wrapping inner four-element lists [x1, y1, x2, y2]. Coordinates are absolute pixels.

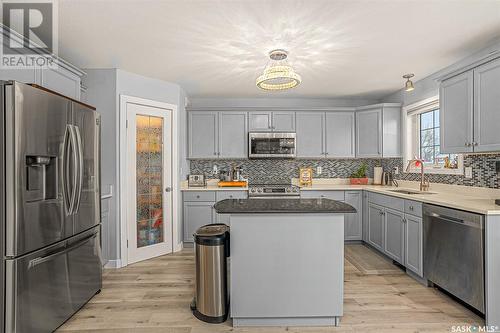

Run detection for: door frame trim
[[119, 94, 179, 267]]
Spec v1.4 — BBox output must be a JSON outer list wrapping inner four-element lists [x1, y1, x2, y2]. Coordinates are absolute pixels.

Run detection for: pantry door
[[126, 101, 173, 264]]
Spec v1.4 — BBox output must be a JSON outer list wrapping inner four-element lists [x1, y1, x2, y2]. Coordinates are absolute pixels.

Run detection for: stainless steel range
[[248, 184, 300, 198]]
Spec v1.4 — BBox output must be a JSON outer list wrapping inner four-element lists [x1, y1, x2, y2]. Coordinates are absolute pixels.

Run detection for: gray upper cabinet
[[368, 203, 385, 252], [325, 112, 355, 158], [296, 112, 324, 158], [473, 58, 500, 152], [405, 214, 423, 277], [384, 208, 405, 265], [248, 111, 295, 132], [440, 56, 500, 154], [356, 104, 401, 158], [188, 111, 218, 158], [356, 108, 382, 158], [344, 191, 362, 241], [249, 112, 272, 131], [272, 112, 295, 131], [219, 111, 248, 158], [440, 71, 474, 154]]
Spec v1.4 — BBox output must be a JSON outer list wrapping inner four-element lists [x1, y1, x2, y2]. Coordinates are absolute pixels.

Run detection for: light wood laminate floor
[[58, 245, 483, 333]]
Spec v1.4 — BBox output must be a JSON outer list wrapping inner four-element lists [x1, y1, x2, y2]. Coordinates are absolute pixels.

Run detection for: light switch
[[393, 166, 399, 175], [316, 166, 322, 175], [465, 167, 473, 179]]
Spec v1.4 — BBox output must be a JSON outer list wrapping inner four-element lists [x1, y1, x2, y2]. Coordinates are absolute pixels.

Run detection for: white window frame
[[403, 96, 463, 175]]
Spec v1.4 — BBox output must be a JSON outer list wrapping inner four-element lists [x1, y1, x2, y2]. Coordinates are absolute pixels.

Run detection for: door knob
[[165, 187, 172, 192]]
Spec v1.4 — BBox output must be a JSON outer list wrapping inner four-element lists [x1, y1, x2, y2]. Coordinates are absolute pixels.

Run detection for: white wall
[[83, 69, 187, 263]]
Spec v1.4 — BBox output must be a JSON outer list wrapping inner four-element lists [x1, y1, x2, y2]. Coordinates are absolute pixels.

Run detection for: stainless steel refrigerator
[[0, 81, 102, 332]]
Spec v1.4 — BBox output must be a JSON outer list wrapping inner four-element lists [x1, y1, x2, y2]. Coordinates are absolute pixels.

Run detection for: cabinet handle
[[409, 206, 414, 211], [196, 195, 200, 199], [213, 152, 217, 155], [473, 142, 479, 146]]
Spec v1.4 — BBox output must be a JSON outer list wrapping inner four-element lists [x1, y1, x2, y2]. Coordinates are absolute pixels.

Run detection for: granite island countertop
[[214, 198, 356, 214]]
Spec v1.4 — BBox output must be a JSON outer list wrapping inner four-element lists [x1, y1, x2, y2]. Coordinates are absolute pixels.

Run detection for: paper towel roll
[[373, 167, 383, 185]]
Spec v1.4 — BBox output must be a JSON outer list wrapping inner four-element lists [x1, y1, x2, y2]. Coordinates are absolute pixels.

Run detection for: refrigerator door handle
[[27, 232, 96, 269], [62, 125, 73, 215], [68, 125, 79, 215], [74, 125, 84, 213]]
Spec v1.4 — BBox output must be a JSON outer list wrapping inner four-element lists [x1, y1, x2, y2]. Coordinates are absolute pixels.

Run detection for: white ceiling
[[58, 0, 500, 99]]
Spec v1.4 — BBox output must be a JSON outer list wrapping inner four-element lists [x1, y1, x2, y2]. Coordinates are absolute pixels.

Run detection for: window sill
[[406, 167, 463, 176]]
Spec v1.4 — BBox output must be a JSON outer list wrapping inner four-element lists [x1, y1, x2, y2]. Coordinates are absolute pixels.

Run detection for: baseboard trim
[[104, 259, 122, 269]]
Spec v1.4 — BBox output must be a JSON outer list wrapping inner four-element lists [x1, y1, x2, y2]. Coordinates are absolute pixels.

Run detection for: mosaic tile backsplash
[[189, 154, 500, 189]]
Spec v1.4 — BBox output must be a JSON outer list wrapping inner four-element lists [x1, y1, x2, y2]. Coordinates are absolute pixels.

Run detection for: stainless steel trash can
[[190, 223, 230, 323]]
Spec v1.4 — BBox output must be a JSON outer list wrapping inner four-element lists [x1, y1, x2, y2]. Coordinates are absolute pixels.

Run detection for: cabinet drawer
[[404, 200, 422, 217], [301, 190, 345, 201], [216, 191, 248, 201], [183, 191, 216, 202], [368, 192, 404, 211]]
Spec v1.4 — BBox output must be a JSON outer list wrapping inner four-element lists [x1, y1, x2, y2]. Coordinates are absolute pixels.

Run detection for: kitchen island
[[214, 198, 356, 327]]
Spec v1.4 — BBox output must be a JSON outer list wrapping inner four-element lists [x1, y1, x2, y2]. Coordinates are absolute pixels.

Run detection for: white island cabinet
[[214, 198, 356, 327]]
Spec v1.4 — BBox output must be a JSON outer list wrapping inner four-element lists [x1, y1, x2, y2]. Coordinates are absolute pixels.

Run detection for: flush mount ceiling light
[[403, 73, 415, 92], [256, 49, 302, 91]]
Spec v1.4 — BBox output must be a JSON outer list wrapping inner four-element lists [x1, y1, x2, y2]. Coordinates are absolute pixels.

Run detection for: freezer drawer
[[5, 227, 102, 333]]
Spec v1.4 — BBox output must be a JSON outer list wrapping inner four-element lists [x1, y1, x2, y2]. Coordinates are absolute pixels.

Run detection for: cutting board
[[218, 181, 247, 187]]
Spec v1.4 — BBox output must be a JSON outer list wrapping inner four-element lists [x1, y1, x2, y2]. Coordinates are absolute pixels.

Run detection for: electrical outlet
[[212, 164, 218, 175], [316, 166, 322, 175], [393, 166, 399, 175], [465, 166, 473, 179]]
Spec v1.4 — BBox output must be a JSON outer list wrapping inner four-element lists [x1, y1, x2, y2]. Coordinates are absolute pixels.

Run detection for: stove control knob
[[250, 188, 256, 193], [257, 188, 263, 193], [293, 187, 298, 192], [286, 188, 291, 192]]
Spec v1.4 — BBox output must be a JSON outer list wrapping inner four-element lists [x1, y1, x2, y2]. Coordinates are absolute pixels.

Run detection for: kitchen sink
[[389, 189, 436, 195]]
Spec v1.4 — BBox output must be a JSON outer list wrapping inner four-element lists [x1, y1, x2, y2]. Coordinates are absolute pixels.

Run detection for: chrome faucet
[[405, 158, 430, 192]]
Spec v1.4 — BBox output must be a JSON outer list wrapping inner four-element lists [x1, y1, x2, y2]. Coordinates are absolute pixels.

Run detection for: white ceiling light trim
[[256, 49, 302, 91]]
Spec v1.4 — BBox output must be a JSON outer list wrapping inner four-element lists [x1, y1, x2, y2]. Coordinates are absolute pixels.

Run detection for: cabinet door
[[272, 112, 295, 131], [249, 112, 272, 131], [368, 203, 385, 251], [325, 112, 355, 157], [440, 71, 474, 153], [384, 208, 405, 265], [474, 58, 500, 152], [405, 214, 423, 277], [188, 112, 218, 158], [40, 65, 81, 100], [295, 112, 325, 158], [183, 202, 215, 242], [344, 191, 362, 240], [356, 109, 382, 157], [362, 191, 369, 242], [219, 111, 247, 158]]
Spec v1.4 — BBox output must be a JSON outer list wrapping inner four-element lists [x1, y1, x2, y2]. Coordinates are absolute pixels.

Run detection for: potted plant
[[350, 163, 369, 185]]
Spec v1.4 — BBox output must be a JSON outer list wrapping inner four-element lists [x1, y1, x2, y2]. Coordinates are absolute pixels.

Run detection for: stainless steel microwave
[[248, 132, 296, 158]]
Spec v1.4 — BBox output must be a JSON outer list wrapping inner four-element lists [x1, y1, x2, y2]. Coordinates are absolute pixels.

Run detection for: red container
[[350, 177, 369, 185]]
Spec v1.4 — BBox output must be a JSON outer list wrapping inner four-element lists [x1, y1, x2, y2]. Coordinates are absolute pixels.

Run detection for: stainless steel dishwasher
[[423, 204, 485, 313]]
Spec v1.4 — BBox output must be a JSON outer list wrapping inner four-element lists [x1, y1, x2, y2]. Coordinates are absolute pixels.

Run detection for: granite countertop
[[214, 198, 357, 214]]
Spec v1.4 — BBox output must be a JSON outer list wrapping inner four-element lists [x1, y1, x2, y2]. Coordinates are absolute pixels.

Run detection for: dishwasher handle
[[424, 207, 484, 229]]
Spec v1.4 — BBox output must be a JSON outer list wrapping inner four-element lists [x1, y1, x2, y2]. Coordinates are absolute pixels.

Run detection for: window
[[404, 97, 463, 175], [418, 109, 459, 169]]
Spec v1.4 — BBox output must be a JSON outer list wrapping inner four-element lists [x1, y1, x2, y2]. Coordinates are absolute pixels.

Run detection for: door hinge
[[127, 240, 129, 248], [96, 118, 100, 125], [126, 120, 128, 128]]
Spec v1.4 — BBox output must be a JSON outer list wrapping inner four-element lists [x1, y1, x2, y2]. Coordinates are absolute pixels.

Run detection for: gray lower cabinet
[[362, 191, 369, 242], [188, 112, 218, 158], [219, 111, 247, 158], [368, 203, 385, 251], [215, 191, 247, 224], [345, 191, 362, 240], [384, 208, 405, 265], [183, 201, 216, 242], [405, 214, 423, 277]]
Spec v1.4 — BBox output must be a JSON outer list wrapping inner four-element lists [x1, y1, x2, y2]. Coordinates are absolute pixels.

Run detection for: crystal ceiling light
[[256, 49, 302, 91], [403, 73, 415, 92]]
